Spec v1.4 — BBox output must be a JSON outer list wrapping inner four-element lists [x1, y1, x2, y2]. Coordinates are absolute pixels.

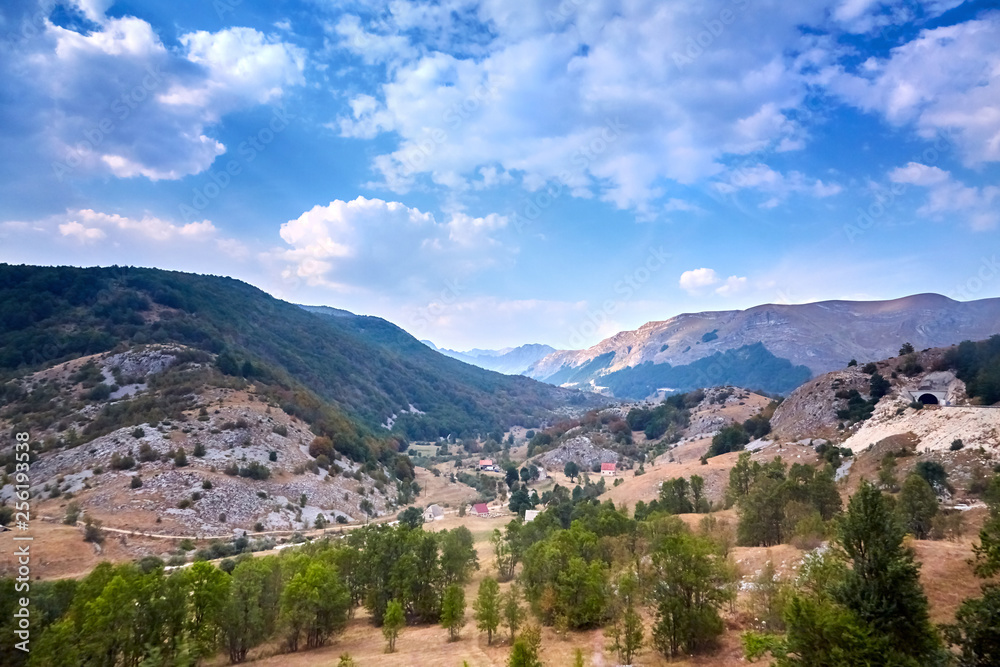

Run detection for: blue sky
[[1, 0, 998, 351]]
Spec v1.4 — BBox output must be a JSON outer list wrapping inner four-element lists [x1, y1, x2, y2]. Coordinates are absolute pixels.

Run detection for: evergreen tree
[[833, 482, 945, 664]]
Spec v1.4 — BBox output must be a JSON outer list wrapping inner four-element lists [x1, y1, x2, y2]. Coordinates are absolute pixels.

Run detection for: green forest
[[0, 264, 591, 440], [4, 464, 999, 666]]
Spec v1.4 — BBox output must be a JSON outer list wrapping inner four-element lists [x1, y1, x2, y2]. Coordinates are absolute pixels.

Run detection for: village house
[[478, 458, 493, 471], [601, 462, 617, 476], [423, 504, 445, 522], [524, 509, 540, 522], [472, 502, 491, 517]]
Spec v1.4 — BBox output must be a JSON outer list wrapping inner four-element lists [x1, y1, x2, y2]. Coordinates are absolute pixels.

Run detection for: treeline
[[942, 335, 1000, 405], [0, 523, 479, 666], [625, 389, 701, 440], [0, 264, 579, 445]]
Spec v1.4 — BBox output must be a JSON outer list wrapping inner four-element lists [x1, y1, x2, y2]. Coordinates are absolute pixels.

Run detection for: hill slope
[[525, 294, 1000, 398], [0, 264, 593, 439]]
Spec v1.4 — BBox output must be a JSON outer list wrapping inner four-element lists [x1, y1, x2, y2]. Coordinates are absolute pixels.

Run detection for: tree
[[440, 526, 478, 585], [503, 583, 526, 641], [221, 559, 274, 663], [899, 342, 915, 356], [441, 584, 466, 641], [834, 482, 945, 664], [280, 561, 350, 651], [898, 474, 938, 539], [397, 506, 423, 529], [945, 585, 1000, 667], [690, 474, 708, 513], [915, 461, 947, 492], [650, 524, 733, 658], [564, 461, 580, 481], [473, 577, 502, 645], [659, 477, 694, 514], [382, 600, 405, 653], [606, 570, 643, 665], [870, 372, 891, 399], [181, 561, 230, 659], [508, 624, 543, 667]]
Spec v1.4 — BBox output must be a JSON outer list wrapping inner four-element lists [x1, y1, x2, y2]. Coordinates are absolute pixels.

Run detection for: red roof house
[[601, 462, 617, 476], [478, 459, 493, 470], [472, 503, 491, 516]]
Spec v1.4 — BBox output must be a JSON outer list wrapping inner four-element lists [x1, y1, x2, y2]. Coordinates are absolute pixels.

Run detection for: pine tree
[[834, 481, 946, 664]]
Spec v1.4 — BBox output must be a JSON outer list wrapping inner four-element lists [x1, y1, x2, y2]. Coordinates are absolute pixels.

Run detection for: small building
[[478, 459, 494, 471], [472, 502, 491, 517], [423, 504, 445, 522], [601, 462, 617, 476], [524, 509, 540, 522]]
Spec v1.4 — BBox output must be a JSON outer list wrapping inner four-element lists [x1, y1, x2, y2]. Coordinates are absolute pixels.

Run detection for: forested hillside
[[0, 264, 593, 439]]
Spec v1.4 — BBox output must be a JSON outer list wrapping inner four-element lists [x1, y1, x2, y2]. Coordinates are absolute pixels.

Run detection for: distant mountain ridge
[[422, 340, 556, 375], [525, 293, 1000, 398]]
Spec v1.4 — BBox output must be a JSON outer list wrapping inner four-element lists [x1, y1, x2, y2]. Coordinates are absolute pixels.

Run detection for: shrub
[[272, 424, 288, 436], [174, 447, 188, 467], [110, 453, 135, 470], [83, 516, 105, 544], [177, 498, 192, 509], [192, 441, 206, 457], [131, 427, 145, 438], [269, 450, 278, 462], [239, 461, 271, 480], [130, 476, 143, 489], [950, 439, 964, 451]]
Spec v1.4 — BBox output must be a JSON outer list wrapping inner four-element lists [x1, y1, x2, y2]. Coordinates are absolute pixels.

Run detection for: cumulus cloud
[[679, 268, 749, 296], [889, 162, 1000, 230], [333, 1, 840, 214], [679, 268, 721, 293], [276, 197, 512, 292], [827, 13, 1000, 165], [3, 11, 305, 183]]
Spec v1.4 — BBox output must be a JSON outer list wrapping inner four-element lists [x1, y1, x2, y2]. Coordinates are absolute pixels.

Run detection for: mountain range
[[421, 340, 556, 375], [523, 293, 1000, 398]]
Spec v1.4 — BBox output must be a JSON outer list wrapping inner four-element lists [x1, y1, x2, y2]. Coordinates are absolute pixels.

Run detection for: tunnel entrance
[[917, 393, 940, 405]]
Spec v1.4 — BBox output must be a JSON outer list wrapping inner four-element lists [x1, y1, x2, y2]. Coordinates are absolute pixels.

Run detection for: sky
[[0, 0, 998, 351]]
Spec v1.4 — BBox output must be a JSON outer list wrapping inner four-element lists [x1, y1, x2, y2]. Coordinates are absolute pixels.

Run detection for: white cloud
[[827, 13, 1000, 165], [58, 220, 106, 242], [679, 267, 750, 296], [334, 1, 838, 214], [714, 163, 842, 207], [715, 275, 748, 297], [276, 197, 513, 292], [12, 16, 305, 182], [889, 162, 1000, 230], [679, 268, 721, 293]]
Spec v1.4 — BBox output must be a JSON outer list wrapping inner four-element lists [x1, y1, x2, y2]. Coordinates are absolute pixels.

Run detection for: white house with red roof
[[478, 459, 493, 470], [601, 462, 616, 476], [472, 502, 491, 516]]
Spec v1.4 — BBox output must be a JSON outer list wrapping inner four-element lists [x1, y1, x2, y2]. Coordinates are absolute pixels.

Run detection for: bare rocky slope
[[0, 346, 399, 537], [525, 293, 1000, 398]]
